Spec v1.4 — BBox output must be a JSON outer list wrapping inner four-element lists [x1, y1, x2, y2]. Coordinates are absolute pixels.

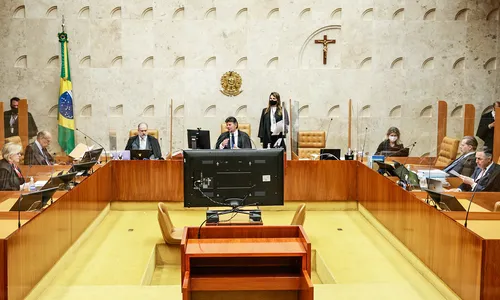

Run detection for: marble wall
[[0, 0, 499, 156]]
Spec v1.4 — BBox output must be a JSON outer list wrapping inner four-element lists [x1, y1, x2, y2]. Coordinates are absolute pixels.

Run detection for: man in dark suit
[[24, 131, 55, 165], [443, 136, 477, 177], [457, 147, 500, 192], [476, 101, 500, 151], [125, 122, 162, 159], [215, 116, 252, 149], [4, 97, 38, 139]]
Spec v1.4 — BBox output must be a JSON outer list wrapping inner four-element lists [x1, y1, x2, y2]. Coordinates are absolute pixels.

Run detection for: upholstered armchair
[[435, 137, 460, 167], [298, 131, 326, 159], [129, 129, 159, 139]]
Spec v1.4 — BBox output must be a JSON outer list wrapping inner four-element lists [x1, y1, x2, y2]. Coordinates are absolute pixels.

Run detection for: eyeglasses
[[16, 153, 22, 156]]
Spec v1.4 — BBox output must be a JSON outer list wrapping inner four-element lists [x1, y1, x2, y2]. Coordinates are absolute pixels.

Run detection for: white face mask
[[388, 136, 398, 143]]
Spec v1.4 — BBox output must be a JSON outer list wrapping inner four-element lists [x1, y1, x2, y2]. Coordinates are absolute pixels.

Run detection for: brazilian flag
[[57, 32, 75, 154]]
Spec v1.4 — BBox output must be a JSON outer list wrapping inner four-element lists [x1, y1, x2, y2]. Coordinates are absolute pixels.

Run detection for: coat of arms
[[220, 71, 243, 97]]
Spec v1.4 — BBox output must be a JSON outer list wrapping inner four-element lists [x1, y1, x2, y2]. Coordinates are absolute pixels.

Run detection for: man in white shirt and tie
[[443, 136, 477, 177], [454, 147, 500, 192], [215, 117, 252, 149]]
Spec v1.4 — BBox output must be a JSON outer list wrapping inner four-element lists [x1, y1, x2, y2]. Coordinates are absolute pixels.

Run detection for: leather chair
[[435, 137, 460, 167], [494, 202, 500, 212], [220, 123, 251, 137], [291, 203, 306, 226], [298, 131, 326, 159], [129, 129, 159, 139], [157, 202, 183, 245]]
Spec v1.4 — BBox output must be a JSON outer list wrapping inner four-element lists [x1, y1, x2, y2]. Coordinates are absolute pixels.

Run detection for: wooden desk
[[181, 226, 313, 300]]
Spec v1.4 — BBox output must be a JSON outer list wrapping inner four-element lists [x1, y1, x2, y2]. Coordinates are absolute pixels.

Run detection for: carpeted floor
[[32, 203, 458, 300]]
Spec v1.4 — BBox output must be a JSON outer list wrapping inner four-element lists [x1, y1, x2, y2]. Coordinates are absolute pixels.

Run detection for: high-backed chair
[[298, 131, 326, 159], [494, 202, 500, 212], [435, 137, 460, 167], [291, 203, 306, 226], [220, 123, 251, 137], [129, 129, 159, 139], [157, 202, 182, 245]]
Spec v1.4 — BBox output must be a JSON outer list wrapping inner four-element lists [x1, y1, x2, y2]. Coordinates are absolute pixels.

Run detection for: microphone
[[361, 127, 368, 161], [463, 173, 488, 228], [75, 128, 108, 163], [325, 118, 333, 147], [400, 142, 417, 166]]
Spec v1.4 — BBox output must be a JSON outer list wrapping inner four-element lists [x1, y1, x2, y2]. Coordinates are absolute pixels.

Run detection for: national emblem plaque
[[220, 71, 243, 97]]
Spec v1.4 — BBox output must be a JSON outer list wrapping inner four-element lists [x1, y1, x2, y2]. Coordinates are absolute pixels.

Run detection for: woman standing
[[258, 92, 289, 149], [0, 142, 25, 191]]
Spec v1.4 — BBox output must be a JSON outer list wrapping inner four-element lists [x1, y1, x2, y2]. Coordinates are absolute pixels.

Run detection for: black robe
[[476, 111, 495, 150], [0, 159, 25, 191], [4, 110, 38, 139], [375, 140, 408, 156], [125, 135, 163, 159], [258, 107, 289, 148], [215, 130, 252, 149]]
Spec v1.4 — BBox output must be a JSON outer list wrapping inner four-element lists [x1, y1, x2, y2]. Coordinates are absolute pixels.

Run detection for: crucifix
[[314, 35, 336, 65]]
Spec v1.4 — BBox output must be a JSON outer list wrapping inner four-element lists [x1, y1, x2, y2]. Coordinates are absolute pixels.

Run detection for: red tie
[[12, 164, 22, 178]]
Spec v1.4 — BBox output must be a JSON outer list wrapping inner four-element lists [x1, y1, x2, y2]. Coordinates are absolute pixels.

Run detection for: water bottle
[[267, 143, 271, 149], [29, 176, 36, 192]]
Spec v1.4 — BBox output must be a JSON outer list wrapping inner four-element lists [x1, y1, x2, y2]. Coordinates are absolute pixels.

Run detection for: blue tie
[[230, 133, 235, 149]]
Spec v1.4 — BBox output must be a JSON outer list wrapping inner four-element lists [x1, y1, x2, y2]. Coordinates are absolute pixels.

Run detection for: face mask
[[11, 108, 18, 113], [388, 136, 398, 142], [269, 100, 277, 106]]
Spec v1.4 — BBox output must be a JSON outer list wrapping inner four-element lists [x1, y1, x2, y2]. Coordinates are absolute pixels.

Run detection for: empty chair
[[435, 137, 460, 167], [157, 202, 183, 245], [291, 203, 306, 226]]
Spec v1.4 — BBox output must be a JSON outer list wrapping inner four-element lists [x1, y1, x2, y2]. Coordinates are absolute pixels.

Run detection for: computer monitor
[[183, 149, 284, 208], [10, 187, 59, 211], [187, 129, 211, 149], [379, 148, 410, 157], [130, 149, 152, 160], [81, 148, 104, 163], [320, 149, 341, 160], [69, 161, 97, 175], [423, 189, 466, 211], [41, 172, 78, 190], [394, 164, 420, 188]]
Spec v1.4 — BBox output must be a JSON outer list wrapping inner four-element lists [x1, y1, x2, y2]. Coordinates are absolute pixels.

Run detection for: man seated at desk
[[125, 122, 162, 159], [24, 131, 55, 165], [449, 147, 500, 192], [443, 136, 477, 177], [215, 116, 252, 149]]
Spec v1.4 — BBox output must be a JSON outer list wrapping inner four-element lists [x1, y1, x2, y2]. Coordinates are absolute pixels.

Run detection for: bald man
[[24, 131, 55, 165]]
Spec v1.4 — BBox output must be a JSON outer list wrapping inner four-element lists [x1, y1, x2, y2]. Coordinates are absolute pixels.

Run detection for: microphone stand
[[325, 118, 333, 147], [76, 128, 108, 163], [464, 174, 488, 228]]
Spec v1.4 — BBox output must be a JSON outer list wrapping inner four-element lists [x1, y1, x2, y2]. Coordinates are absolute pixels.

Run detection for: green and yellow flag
[[57, 31, 75, 154]]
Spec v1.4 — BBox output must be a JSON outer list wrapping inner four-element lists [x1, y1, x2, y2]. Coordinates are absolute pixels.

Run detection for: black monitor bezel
[[187, 129, 211, 149]]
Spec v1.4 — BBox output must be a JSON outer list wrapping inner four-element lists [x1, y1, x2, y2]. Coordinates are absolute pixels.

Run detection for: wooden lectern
[[181, 225, 313, 300]]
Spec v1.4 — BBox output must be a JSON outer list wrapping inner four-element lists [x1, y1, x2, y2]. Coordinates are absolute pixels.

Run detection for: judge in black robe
[[215, 116, 252, 149], [258, 92, 289, 149], [476, 102, 499, 151], [125, 122, 163, 159]]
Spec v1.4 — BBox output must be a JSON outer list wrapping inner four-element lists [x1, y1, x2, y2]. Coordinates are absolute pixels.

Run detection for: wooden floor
[[29, 203, 458, 300]]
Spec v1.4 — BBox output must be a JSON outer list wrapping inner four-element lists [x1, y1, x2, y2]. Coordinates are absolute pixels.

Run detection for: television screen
[[81, 148, 104, 163], [183, 149, 284, 207]]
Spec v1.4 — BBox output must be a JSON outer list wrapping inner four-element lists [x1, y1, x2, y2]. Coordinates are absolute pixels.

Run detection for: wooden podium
[[181, 225, 313, 300]]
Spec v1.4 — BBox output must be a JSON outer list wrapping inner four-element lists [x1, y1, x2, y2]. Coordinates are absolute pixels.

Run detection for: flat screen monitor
[[320, 149, 341, 160], [130, 149, 152, 160], [394, 164, 420, 188], [423, 189, 466, 211], [187, 129, 211, 149], [81, 148, 104, 163], [379, 148, 410, 157], [41, 172, 78, 190], [183, 149, 284, 208], [10, 187, 59, 211], [69, 161, 97, 175]]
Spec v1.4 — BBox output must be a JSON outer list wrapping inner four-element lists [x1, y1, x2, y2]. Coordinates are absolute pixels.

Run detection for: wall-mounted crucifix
[[314, 35, 336, 65]]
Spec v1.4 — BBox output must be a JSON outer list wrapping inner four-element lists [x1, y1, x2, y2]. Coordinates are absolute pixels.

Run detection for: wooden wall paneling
[[0, 239, 6, 300], [463, 104, 475, 137], [437, 100, 448, 154], [17, 99, 28, 149], [481, 239, 500, 300], [113, 161, 183, 201], [284, 161, 357, 201], [356, 164, 483, 300]]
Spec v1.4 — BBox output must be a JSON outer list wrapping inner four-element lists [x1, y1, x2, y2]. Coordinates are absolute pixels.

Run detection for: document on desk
[[272, 120, 284, 136], [449, 170, 461, 177]]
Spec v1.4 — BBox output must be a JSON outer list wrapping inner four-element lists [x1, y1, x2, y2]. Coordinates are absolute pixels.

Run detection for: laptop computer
[[421, 178, 443, 192], [69, 161, 98, 175], [111, 150, 131, 160], [131, 149, 152, 160], [423, 189, 466, 211], [320, 149, 341, 160], [394, 164, 420, 188], [10, 187, 59, 211]]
